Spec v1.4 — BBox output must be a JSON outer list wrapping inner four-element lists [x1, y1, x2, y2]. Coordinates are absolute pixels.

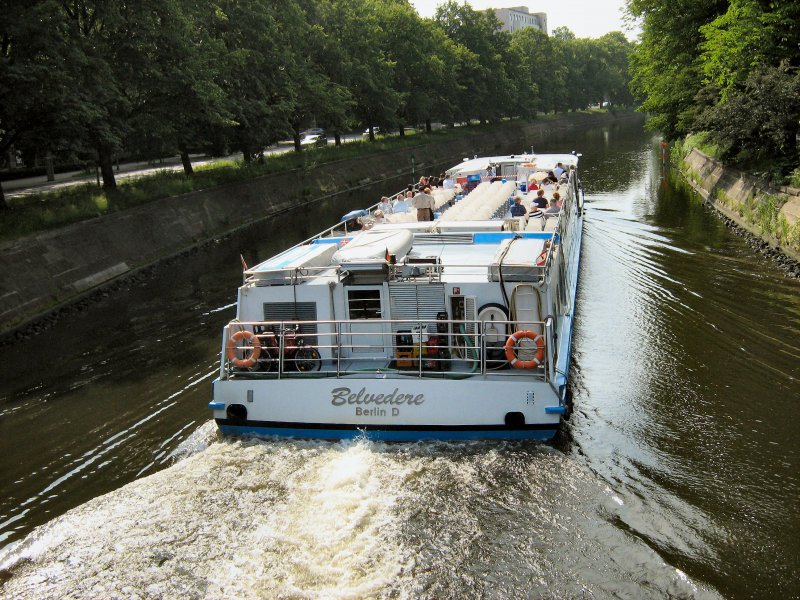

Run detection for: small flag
[[385, 248, 391, 264], [240, 254, 248, 271]]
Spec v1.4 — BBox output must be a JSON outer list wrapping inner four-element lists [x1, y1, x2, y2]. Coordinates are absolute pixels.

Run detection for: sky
[[408, 0, 640, 40]]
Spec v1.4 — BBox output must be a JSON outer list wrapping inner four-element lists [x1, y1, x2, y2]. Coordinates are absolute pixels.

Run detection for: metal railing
[[220, 317, 555, 381]]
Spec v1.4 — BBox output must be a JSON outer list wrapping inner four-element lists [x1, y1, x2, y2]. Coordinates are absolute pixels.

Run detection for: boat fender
[[226, 330, 262, 368], [504, 330, 545, 369]]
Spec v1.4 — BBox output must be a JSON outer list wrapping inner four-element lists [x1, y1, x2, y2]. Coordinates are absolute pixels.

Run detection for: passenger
[[393, 195, 410, 213], [532, 189, 548, 208], [528, 207, 544, 219], [527, 207, 544, 230], [553, 163, 565, 179], [412, 186, 435, 221], [416, 176, 429, 191], [485, 164, 495, 180], [442, 174, 455, 189], [545, 198, 561, 215], [552, 191, 562, 207], [373, 209, 386, 223], [509, 196, 527, 217], [377, 196, 393, 214], [543, 171, 558, 185]]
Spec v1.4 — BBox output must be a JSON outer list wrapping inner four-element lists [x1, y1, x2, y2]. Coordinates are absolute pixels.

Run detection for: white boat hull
[[211, 377, 564, 441]]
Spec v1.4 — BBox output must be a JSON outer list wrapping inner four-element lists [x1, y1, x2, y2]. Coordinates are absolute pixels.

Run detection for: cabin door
[[344, 286, 388, 356]]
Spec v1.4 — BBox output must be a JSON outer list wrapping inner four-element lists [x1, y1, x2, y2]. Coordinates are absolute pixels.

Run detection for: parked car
[[300, 133, 327, 148], [300, 127, 325, 137], [362, 126, 381, 138]]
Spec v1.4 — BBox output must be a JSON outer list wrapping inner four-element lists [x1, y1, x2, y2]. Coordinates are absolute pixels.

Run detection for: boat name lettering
[[331, 387, 425, 407]]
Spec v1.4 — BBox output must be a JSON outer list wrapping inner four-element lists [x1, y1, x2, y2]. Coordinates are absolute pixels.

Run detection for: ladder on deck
[[511, 284, 542, 334]]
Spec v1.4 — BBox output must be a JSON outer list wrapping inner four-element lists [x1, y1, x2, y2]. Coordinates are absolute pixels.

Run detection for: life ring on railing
[[504, 330, 545, 369], [226, 330, 262, 368]]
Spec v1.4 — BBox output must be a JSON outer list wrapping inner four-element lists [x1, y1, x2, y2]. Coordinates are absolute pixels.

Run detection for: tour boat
[[209, 152, 583, 441]]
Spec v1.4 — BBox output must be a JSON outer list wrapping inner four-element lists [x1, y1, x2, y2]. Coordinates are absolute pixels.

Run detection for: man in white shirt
[[412, 187, 435, 221]]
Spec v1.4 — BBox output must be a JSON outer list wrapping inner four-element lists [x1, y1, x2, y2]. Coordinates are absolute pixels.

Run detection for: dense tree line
[[0, 0, 634, 207], [627, 0, 800, 177]]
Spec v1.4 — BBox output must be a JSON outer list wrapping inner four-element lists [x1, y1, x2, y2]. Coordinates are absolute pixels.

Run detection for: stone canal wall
[[0, 112, 635, 335], [681, 149, 800, 264]]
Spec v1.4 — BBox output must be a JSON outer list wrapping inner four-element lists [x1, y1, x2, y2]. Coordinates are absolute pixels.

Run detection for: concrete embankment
[[0, 112, 636, 337], [680, 149, 800, 268]]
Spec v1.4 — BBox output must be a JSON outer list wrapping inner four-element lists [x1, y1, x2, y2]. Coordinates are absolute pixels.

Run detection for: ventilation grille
[[414, 233, 474, 245], [388, 284, 446, 333], [262, 302, 318, 338]]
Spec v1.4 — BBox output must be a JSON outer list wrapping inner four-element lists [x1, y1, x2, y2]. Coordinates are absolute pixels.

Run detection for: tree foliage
[[1, 0, 634, 203], [628, 0, 800, 172]]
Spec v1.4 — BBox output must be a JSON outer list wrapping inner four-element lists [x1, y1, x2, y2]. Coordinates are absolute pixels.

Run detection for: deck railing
[[220, 318, 556, 382]]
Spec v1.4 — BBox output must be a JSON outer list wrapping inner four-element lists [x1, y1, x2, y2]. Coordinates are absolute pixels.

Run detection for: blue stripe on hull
[[217, 423, 557, 442]]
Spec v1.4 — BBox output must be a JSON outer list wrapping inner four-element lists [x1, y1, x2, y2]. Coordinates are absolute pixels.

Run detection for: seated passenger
[[545, 198, 561, 215], [532, 189, 548, 208], [510, 196, 527, 217], [377, 196, 393, 214], [393, 194, 410, 213]]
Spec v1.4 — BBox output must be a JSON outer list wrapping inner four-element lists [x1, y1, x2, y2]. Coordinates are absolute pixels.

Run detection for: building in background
[[493, 6, 547, 34]]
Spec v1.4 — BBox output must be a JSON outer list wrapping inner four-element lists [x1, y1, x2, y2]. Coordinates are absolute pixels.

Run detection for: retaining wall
[[0, 112, 633, 335], [681, 149, 800, 263]]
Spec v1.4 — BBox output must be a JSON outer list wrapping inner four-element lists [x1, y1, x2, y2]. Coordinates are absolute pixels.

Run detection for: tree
[[0, 0, 82, 206], [626, 0, 727, 139], [328, 0, 400, 141], [282, 0, 353, 151], [207, 0, 297, 162], [124, 0, 230, 175], [509, 28, 554, 113], [435, 1, 515, 123], [697, 62, 800, 167]]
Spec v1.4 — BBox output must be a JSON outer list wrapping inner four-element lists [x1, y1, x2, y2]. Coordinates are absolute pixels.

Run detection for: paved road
[[3, 134, 365, 199]]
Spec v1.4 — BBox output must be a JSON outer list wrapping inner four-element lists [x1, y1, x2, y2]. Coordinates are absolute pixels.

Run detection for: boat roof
[[448, 153, 579, 176]]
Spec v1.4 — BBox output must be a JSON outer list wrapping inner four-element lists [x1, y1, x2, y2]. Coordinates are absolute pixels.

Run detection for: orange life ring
[[226, 330, 262, 368], [504, 330, 545, 369], [536, 251, 547, 266]]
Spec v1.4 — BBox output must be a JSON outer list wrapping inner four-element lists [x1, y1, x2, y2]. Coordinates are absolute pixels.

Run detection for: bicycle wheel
[[294, 347, 321, 372]]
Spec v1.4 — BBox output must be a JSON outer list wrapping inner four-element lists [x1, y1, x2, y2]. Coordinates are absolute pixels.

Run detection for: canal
[[0, 119, 798, 598]]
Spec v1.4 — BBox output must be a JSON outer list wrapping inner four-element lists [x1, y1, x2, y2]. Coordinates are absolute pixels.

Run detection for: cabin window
[[347, 289, 382, 319]]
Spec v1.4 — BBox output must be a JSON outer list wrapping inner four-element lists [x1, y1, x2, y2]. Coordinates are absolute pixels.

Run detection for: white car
[[300, 134, 327, 147], [362, 126, 382, 138]]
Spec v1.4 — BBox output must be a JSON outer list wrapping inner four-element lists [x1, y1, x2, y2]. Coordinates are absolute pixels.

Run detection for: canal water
[[1, 120, 798, 599]]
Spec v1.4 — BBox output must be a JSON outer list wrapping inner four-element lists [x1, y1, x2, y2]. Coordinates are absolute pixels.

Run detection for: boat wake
[[0, 432, 720, 599]]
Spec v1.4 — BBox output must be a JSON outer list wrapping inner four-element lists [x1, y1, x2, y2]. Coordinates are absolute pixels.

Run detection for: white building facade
[[493, 6, 547, 34]]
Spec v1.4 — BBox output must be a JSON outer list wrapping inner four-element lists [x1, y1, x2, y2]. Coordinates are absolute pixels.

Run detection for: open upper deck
[[244, 152, 581, 289]]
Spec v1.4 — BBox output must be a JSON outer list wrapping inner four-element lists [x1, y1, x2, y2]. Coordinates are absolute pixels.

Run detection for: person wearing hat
[[544, 198, 561, 215]]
